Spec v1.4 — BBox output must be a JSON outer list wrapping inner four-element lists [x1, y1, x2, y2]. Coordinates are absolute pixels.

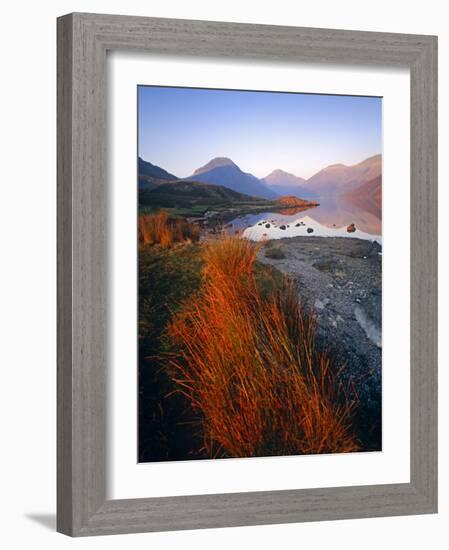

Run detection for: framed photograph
[[57, 13, 437, 536]]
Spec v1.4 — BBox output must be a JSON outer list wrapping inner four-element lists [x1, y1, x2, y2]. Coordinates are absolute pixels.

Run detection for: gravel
[[257, 236, 382, 450]]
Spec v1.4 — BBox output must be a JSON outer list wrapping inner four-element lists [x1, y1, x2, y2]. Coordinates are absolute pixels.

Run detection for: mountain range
[[138, 154, 382, 207]]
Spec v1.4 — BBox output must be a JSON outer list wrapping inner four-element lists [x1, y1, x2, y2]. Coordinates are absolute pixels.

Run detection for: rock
[[254, 235, 382, 451], [265, 247, 286, 260], [354, 305, 381, 348], [313, 259, 334, 272], [265, 223, 271, 228], [347, 223, 356, 233], [295, 223, 300, 227], [307, 227, 314, 233], [279, 225, 286, 230]]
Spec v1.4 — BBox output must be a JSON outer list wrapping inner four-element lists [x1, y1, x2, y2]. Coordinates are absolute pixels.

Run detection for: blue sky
[[138, 86, 382, 179]]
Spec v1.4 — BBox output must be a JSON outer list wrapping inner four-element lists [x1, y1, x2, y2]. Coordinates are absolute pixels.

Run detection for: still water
[[229, 197, 382, 243]]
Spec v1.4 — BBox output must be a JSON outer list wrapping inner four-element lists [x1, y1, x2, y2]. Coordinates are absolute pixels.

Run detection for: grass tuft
[[139, 211, 200, 248], [168, 234, 359, 458]]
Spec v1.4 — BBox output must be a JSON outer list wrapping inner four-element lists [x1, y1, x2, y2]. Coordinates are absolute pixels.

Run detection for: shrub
[[139, 211, 200, 247]]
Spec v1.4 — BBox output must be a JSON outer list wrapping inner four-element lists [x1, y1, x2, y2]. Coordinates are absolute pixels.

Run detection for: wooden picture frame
[[57, 12, 438, 536]]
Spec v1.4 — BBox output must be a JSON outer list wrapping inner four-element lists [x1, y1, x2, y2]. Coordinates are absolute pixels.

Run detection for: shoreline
[[257, 235, 382, 450]]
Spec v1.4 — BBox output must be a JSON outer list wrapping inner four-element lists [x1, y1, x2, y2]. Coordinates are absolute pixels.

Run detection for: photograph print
[[138, 86, 382, 463]]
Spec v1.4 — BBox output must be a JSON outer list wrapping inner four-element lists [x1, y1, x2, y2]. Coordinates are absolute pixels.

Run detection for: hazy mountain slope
[[263, 169, 318, 199], [187, 157, 278, 199], [342, 174, 382, 218], [138, 157, 178, 188], [304, 154, 381, 197], [264, 169, 306, 187], [192, 157, 236, 177]]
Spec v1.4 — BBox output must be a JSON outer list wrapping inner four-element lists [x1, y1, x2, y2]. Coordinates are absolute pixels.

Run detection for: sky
[[138, 86, 382, 180]]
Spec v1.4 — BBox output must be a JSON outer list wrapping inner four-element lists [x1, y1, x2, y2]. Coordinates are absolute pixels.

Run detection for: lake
[[227, 197, 382, 244]]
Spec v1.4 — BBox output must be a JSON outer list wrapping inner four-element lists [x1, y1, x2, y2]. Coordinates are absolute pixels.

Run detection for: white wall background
[[0, 1, 445, 548]]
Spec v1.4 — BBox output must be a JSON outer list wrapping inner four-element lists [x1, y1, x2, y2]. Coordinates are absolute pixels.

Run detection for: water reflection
[[229, 197, 381, 237]]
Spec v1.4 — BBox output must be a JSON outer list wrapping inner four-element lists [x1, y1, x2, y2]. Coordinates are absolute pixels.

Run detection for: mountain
[[186, 157, 277, 200], [138, 157, 178, 189], [342, 174, 382, 218], [192, 157, 236, 177], [263, 169, 318, 199], [303, 154, 381, 197], [264, 169, 306, 187]]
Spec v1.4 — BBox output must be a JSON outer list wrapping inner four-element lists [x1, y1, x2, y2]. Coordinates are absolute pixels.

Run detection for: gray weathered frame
[[57, 12, 438, 537]]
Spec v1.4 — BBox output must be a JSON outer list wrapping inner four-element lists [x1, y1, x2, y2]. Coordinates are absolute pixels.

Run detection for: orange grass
[[168, 234, 359, 458], [139, 211, 200, 248]]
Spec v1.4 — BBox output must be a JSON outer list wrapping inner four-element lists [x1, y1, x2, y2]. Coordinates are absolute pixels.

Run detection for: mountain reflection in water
[[229, 197, 381, 240]]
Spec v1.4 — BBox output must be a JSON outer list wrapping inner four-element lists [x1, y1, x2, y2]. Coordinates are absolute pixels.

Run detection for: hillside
[[138, 157, 178, 189], [263, 169, 317, 199], [139, 180, 320, 221], [264, 169, 306, 187], [139, 179, 271, 217], [343, 174, 382, 217], [303, 154, 381, 197]]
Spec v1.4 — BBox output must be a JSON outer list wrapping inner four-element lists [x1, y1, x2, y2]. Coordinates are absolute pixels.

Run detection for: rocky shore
[[258, 236, 382, 450]]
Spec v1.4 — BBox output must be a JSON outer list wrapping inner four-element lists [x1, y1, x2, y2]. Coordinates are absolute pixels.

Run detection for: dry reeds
[[168, 234, 359, 458], [139, 211, 200, 247]]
